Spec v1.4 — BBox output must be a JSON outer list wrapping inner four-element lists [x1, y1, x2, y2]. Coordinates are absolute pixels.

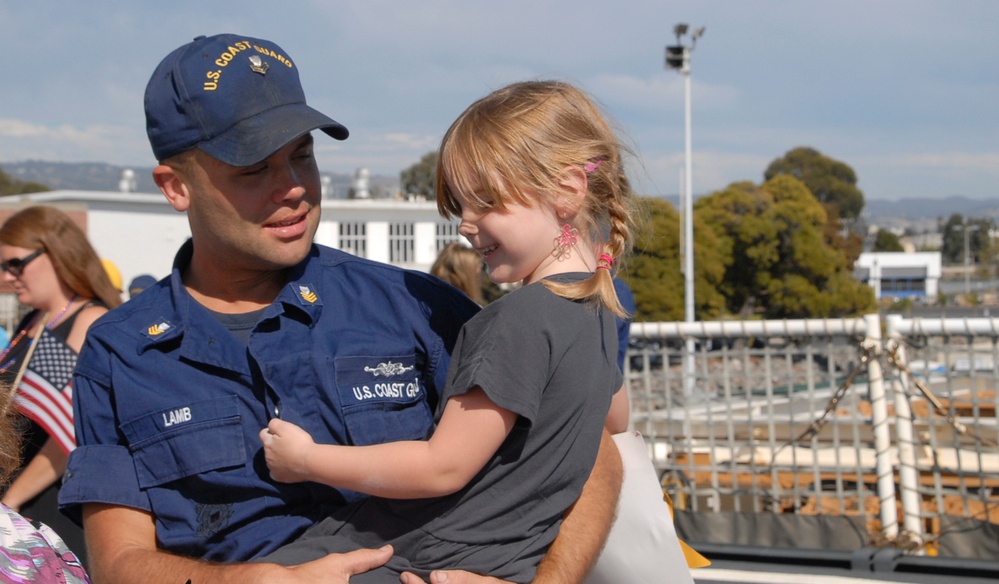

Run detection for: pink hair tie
[[584, 158, 604, 173], [597, 253, 614, 270]]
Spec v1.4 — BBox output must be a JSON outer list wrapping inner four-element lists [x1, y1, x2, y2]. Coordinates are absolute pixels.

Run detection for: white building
[[0, 189, 463, 328], [854, 251, 942, 301]]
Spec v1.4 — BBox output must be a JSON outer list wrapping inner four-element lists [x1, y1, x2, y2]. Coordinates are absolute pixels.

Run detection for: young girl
[[259, 80, 634, 583]]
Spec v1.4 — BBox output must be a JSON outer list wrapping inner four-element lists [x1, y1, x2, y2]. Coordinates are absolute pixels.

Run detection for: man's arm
[[83, 504, 392, 584], [604, 384, 630, 434], [533, 429, 622, 583]]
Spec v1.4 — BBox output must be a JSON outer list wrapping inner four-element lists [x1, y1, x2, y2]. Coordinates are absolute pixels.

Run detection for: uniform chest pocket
[[121, 396, 246, 488], [334, 355, 433, 446]]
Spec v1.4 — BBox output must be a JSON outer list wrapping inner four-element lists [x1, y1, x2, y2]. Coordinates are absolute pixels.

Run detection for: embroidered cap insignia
[[248, 55, 269, 75]]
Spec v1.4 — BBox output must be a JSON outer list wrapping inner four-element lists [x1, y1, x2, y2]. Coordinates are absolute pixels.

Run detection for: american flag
[[14, 330, 77, 455]]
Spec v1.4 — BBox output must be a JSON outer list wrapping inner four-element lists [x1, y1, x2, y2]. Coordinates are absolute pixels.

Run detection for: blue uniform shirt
[[613, 278, 636, 370], [60, 242, 479, 562]]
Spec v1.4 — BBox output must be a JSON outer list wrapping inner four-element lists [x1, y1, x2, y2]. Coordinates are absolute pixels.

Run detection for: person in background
[[0, 205, 123, 567], [127, 274, 157, 299], [260, 80, 632, 583], [430, 242, 485, 305], [0, 380, 90, 583], [60, 34, 620, 584], [101, 258, 123, 296]]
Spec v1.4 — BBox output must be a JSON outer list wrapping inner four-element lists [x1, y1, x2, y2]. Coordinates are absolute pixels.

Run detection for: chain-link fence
[[626, 314, 999, 563]]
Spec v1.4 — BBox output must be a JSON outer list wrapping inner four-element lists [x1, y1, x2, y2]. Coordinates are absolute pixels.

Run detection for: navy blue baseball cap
[[145, 34, 348, 166]]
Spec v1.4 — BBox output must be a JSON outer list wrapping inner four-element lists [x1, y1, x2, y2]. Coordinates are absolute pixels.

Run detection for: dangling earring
[[553, 222, 578, 260]]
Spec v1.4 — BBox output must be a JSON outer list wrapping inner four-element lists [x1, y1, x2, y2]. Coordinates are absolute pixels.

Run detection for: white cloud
[[2, 0, 997, 201], [0, 118, 147, 165], [0, 119, 51, 139]]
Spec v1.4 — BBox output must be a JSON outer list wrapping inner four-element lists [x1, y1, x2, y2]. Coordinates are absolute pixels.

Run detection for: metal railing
[[626, 314, 999, 565]]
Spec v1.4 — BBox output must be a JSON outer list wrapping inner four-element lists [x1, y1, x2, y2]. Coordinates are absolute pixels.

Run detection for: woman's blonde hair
[[0, 206, 123, 309], [436, 80, 633, 317], [431, 242, 485, 305]]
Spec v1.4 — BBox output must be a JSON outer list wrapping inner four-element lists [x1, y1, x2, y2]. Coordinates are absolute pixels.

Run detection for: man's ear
[[555, 165, 588, 218], [153, 164, 191, 212]]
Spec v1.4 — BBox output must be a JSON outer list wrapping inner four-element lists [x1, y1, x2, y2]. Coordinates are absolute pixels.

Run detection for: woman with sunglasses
[[0, 205, 121, 566]]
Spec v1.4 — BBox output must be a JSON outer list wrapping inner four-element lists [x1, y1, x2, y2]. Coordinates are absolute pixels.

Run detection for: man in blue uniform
[[606, 277, 637, 433], [59, 34, 620, 584]]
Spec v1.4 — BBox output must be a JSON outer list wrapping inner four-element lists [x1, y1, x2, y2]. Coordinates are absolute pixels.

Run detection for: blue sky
[[1, 1, 996, 202]]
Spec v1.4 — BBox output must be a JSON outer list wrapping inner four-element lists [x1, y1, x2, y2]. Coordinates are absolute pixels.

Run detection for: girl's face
[[454, 179, 564, 286], [0, 244, 62, 310]]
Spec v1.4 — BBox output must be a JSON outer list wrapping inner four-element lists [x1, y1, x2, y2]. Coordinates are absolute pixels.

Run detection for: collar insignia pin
[[299, 286, 318, 304], [148, 321, 171, 336], [248, 55, 269, 75]]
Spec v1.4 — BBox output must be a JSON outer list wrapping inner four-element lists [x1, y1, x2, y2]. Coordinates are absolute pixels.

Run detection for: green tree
[[764, 147, 865, 221], [940, 214, 965, 263], [0, 164, 49, 196], [400, 151, 439, 198], [697, 175, 875, 319], [872, 229, 904, 252], [620, 196, 726, 322], [940, 214, 994, 265]]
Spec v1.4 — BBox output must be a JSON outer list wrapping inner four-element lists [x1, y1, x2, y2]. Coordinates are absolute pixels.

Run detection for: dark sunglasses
[[0, 249, 44, 277]]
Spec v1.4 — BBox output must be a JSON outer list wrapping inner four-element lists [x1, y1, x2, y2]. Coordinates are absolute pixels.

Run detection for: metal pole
[[667, 25, 703, 398], [884, 314, 926, 545], [683, 60, 694, 326], [682, 51, 696, 397], [964, 220, 971, 296], [864, 313, 900, 540]]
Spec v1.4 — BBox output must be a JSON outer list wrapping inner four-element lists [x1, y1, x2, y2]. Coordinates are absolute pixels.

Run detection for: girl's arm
[[260, 387, 516, 499]]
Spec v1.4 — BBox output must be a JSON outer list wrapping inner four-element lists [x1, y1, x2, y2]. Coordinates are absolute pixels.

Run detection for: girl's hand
[[259, 418, 316, 483]]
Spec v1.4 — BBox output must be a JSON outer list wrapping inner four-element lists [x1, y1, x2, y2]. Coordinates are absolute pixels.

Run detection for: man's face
[[182, 134, 322, 275]]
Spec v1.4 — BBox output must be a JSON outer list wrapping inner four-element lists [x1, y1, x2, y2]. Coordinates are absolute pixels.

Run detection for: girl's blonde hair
[[0, 206, 123, 310], [431, 242, 485, 305], [0, 384, 21, 488], [436, 80, 633, 317]]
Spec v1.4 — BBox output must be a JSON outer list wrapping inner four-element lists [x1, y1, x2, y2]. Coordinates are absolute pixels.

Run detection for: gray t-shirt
[[265, 274, 621, 582]]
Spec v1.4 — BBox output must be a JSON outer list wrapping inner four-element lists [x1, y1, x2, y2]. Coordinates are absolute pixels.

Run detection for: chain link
[[885, 339, 998, 448]]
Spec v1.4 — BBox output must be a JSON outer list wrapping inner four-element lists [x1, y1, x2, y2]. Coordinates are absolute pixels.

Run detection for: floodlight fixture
[[673, 23, 688, 42]]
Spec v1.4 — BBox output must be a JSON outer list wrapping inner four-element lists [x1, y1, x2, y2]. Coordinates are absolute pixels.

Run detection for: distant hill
[[2, 160, 159, 193], [865, 197, 999, 222], [0, 160, 402, 199], [4, 161, 997, 222], [863, 197, 999, 233]]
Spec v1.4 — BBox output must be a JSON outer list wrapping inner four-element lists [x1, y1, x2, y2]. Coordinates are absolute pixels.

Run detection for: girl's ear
[[154, 164, 192, 212], [555, 165, 588, 218]]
